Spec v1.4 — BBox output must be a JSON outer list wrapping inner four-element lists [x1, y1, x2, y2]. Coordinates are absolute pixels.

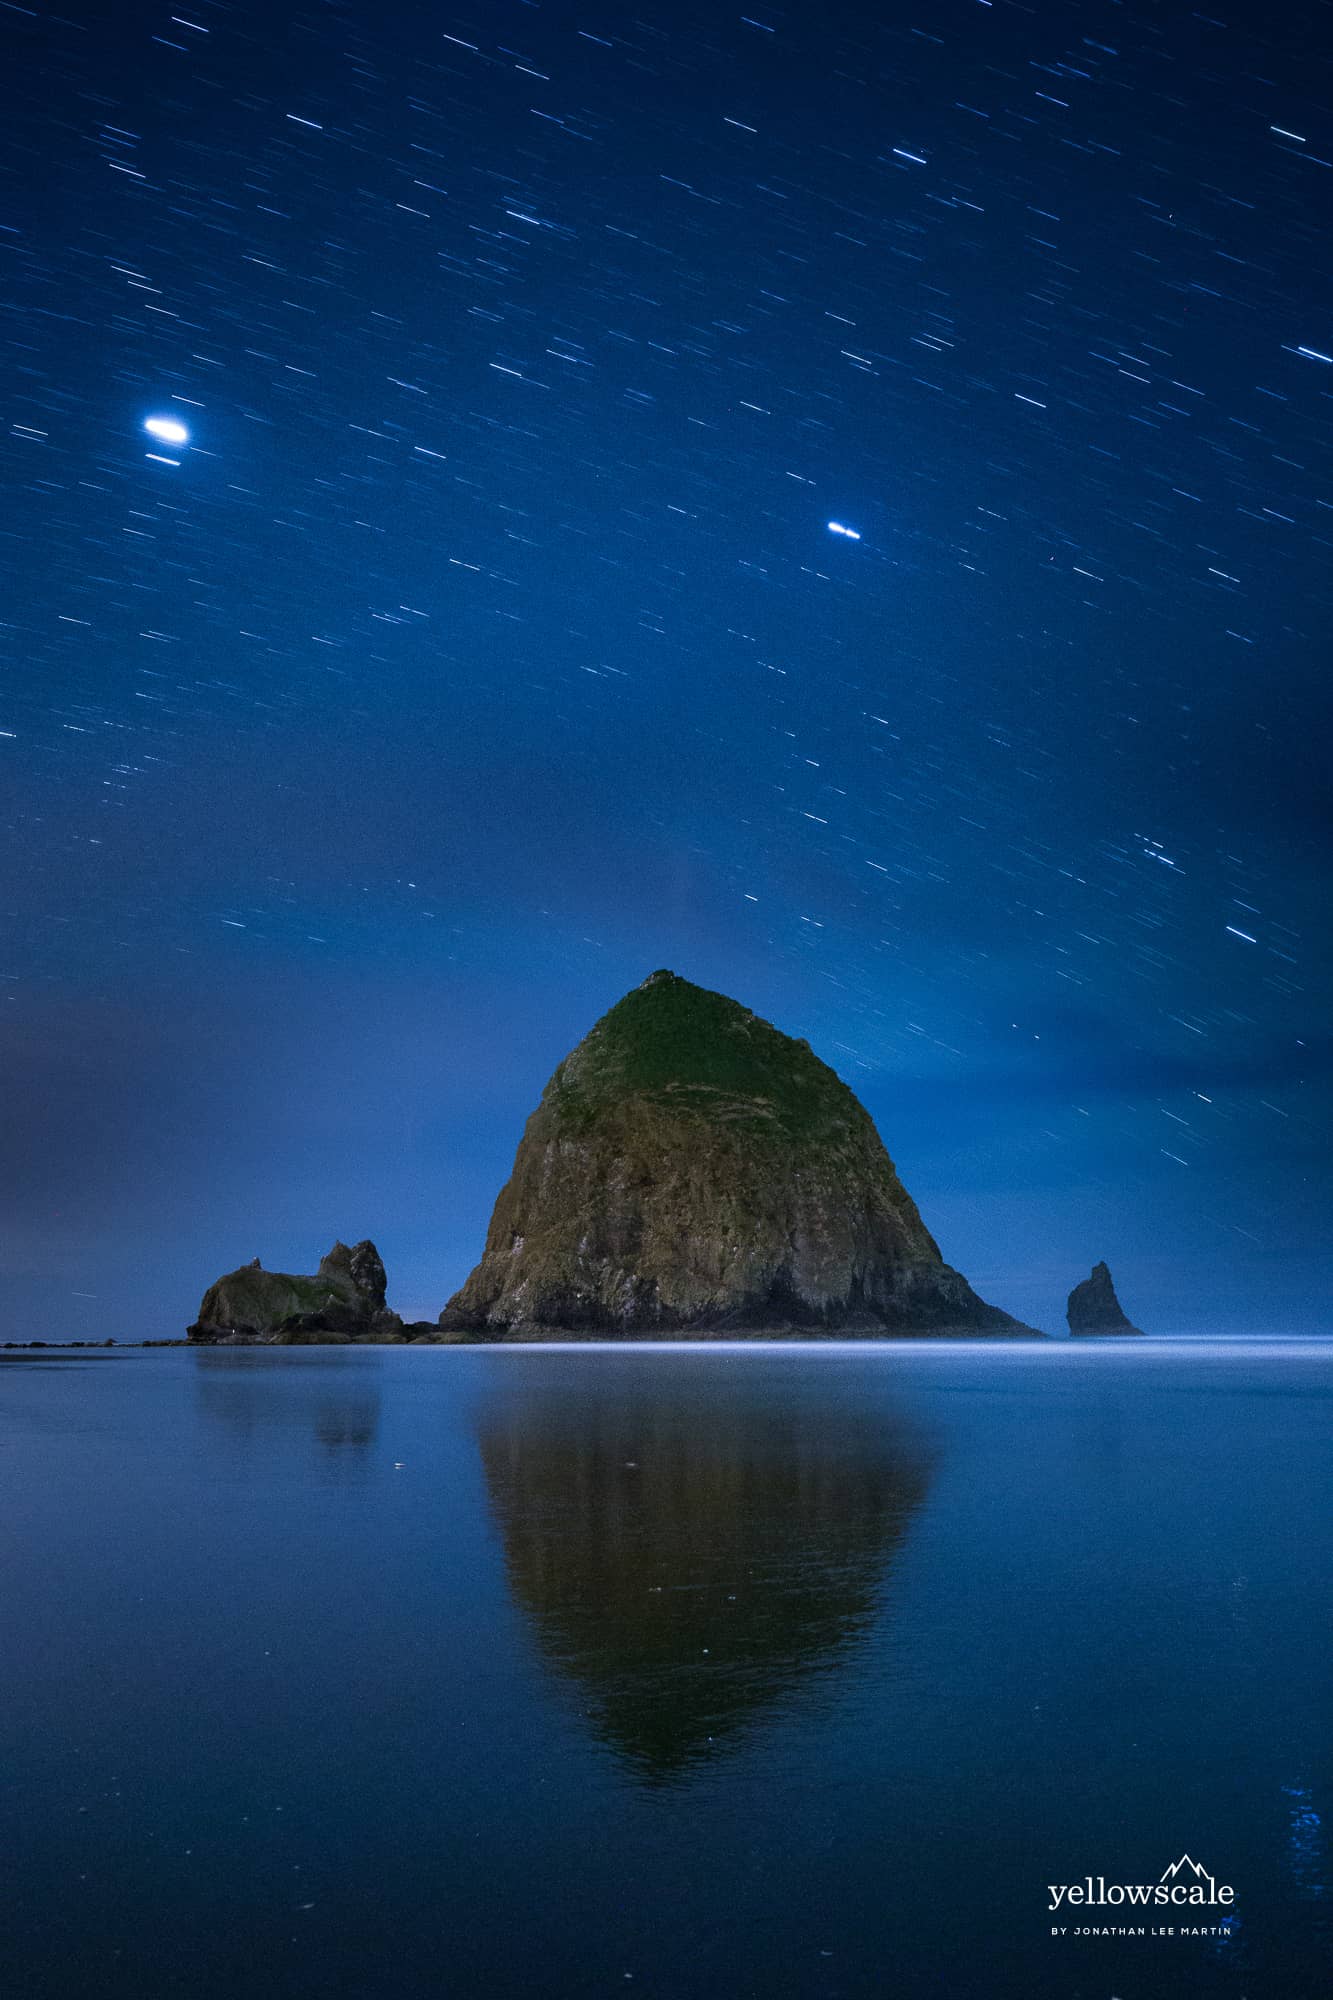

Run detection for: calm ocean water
[[2, 1340, 1329, 2000]]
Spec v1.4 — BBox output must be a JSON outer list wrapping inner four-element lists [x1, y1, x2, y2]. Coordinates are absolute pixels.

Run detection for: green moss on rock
[[548, 969, 855, 1144]]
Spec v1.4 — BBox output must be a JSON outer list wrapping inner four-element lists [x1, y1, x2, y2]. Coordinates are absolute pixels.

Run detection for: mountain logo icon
[[1160, 1855, 1216, 1891]]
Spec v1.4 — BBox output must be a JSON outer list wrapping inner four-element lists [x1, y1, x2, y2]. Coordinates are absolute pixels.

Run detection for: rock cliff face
[[440, 970, 1036, 1338], [1066, 1261, 1144, 1337], [189, 1240, 404, 1343]]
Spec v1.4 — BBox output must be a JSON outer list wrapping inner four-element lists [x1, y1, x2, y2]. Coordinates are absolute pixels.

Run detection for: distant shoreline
[[6, 1332, 1331, 1351]]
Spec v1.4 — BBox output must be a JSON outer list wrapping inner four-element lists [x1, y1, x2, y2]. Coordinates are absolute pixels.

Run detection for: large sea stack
[[1066, 1261, 1145, 1337], [189, 1239, 405, 1343], [440, 970, 1036, 1339]]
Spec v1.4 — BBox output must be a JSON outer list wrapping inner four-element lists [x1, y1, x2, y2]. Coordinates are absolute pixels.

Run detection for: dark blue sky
[[3, 0, 1329, 1338]]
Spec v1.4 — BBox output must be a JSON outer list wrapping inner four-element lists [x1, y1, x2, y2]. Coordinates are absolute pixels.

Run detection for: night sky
[[3, 0, 1330, 1339]]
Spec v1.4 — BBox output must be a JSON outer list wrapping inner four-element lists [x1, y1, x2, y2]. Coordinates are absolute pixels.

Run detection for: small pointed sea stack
[[440, 969, 1038, 1339], [1066, 1261, 1145, 1337]]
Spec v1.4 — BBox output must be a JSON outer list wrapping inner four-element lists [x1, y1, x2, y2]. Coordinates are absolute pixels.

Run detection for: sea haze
[[3, 1341, 1330, 2000]]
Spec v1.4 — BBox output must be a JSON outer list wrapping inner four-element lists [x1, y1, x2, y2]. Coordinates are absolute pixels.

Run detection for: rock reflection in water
[[192, 1348, 381, 1464], [478, 1365, 934, 1782]]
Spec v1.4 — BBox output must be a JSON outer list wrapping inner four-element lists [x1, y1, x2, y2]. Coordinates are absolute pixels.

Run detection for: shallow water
[[2, 1340, 1330, 1999]]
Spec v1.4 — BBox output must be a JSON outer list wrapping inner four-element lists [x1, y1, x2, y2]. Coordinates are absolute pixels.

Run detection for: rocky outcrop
[[440, 969, 1038, 1339], [1066, 1261, 1144, 1337], [188, 1240, 405, 1343]]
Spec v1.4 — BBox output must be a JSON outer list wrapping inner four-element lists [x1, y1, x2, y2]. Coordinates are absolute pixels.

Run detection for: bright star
[[827, 520, 861, 540], [144, 415, 190, 446]]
